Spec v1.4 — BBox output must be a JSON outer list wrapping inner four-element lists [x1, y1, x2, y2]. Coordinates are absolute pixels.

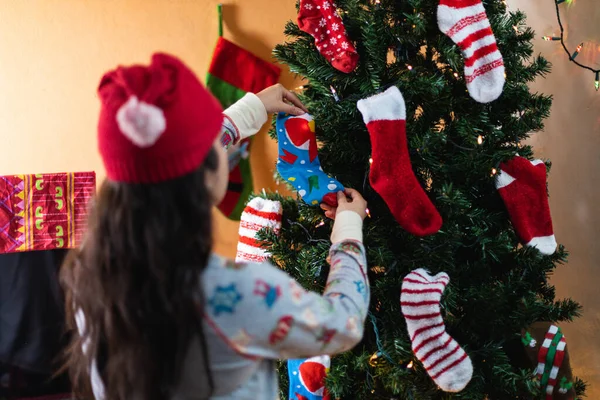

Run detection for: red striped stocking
[[400, 269, 473, 392], [235, 197, 283, 263], [437, 0, 505, 103]]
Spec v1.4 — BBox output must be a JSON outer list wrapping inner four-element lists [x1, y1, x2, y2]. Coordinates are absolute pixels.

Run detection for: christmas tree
[[257, 0, 586, 398]]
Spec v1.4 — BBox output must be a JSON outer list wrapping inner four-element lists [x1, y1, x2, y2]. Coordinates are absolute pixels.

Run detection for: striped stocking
[[437, 0, 505, 103], [235, 197, 283, 263], [536, 325, 568, 399], [400, 269, 473, 392]]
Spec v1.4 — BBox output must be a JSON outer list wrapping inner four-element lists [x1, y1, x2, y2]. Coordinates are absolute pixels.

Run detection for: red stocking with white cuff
[[495, 156, 557, 255], [357, 86, 442, 236]]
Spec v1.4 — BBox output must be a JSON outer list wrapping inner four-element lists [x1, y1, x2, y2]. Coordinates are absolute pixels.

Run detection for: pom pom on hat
[[97, 53, 224, 184], [116, 96, 167, 148]]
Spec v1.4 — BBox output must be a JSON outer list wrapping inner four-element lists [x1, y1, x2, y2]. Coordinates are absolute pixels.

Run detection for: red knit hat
[[97, 53, 224, 183]]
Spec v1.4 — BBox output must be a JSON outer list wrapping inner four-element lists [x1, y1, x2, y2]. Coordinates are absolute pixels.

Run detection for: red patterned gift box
[[0, 172, 95, 254]]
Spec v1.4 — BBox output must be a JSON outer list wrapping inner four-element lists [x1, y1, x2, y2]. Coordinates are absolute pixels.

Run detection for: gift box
[[0, 172, 95, 254]]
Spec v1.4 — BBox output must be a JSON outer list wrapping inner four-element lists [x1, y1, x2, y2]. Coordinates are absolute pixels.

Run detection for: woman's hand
[[320, 189, 368, 220], [256, 84, 309, 116]]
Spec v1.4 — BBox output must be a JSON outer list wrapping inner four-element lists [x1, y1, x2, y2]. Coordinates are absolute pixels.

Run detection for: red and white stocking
[[437, 0, 505, 103], [298, 0, 359, 73], [357, 86, 442, 236], [495, 156, 557, 255], [401, 269, 473, 392], [236, 197, 283, 263]]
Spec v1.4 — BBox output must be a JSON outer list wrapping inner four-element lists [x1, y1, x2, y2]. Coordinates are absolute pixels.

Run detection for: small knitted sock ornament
[[276, 112, 343, 207], [495, 156, 557, 255], [297, 0, 359, 73], [235, 197, 283, 263], [357, 86, 442, 236], [437, 0, 505, 103], [401, 269, 473, 392], [288, 356, 331, 400]]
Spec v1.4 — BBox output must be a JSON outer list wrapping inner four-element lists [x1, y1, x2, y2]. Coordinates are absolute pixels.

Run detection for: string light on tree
[[477, 135, 483, 145], [369, 351, 382, 367], [329, 85, 340, 102]]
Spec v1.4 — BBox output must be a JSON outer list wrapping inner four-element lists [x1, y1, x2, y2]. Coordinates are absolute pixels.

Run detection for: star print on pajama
[[276, 112, 343, 207], [208, 283, 243, 316], [354, 280, 368, 302]]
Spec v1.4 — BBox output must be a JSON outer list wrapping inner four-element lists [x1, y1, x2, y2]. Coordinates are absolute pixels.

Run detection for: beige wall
[[0, 0, 298, 257], [0, 0, 597, 395]]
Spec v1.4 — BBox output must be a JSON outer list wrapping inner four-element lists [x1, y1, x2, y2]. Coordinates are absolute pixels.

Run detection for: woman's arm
[[220, 93, 268, 154], [202, 191, 369, 359], [218, 84, 309, 170]]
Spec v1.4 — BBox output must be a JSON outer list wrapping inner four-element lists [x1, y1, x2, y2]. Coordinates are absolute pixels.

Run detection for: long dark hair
[[60, 149, 218, 400]]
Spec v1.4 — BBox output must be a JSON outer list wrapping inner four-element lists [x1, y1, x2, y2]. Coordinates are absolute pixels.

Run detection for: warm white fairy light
[[453, 72, 459, 78], [407, 361, 414, 369], [329, 85, 340, 102], [316, 220, 325, 227], [477, 135, 483, 145], [491, 168, 497, 176], [407, 65, 413, 71], [366, 208, 371, 218], [369, 157, 374, 164]]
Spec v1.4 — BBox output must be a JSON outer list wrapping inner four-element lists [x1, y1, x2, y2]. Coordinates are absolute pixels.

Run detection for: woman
[[61, 53, 369, 399]]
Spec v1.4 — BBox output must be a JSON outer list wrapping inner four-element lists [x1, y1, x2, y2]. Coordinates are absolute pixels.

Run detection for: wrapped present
[[522, 322, 575, 400], [0, 172, 95, 254]]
